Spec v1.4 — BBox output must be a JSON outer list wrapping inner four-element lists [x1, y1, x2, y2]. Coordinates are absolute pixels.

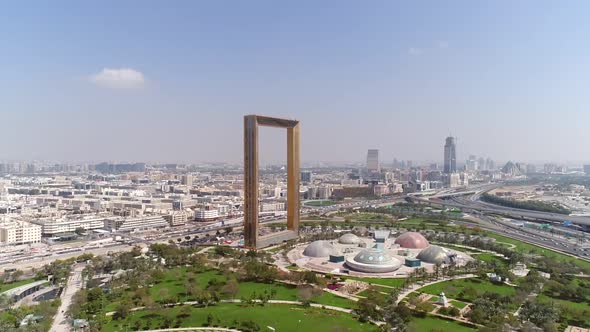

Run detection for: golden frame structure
[[243, 115, 300, 249]]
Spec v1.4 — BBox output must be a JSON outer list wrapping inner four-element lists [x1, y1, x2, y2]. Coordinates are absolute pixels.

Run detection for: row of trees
[[481, 193, 571, 215]]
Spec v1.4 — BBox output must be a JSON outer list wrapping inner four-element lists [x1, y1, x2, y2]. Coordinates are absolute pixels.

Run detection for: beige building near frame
[[243, 115, 300, 249]]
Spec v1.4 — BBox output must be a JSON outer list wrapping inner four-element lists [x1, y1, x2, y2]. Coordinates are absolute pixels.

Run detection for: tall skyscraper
[[300, 171, 313, 183], [443, 136, 457, 174], [366, 149, 380, 172]]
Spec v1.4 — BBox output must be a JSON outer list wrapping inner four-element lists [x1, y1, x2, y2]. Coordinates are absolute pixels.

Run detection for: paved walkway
[[395, 274, 475, 304], [49, 264, 85, 332], [105, 299, 354, 316]]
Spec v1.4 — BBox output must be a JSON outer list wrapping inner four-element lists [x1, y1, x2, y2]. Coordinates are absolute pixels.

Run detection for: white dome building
[[417, 245, 453, 264], [303, 240, 339, 258], [338, 233, 361, 245], [345, 248, 402, 273]]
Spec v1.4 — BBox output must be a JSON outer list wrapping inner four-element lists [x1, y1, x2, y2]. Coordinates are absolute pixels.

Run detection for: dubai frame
[[244, 115, 300, 249]]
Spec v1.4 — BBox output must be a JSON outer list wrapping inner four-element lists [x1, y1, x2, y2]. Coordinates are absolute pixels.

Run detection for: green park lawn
[[338, 212, 393, 221], [450, 300, 468, 309], [356, 285, 392, 297], [304, 200, 337, 207], [106, 267, 355, 312], [485, 233, 590, 272], [537, 293, 590, 326], [476, 253, 509, 265], [0, 278, 37, 294], [537, 293, 590, 312], [419, 278, 516, 303], [408, 315, 476, 332], [436, 244, 479, 254], [344, 276, 405, 288], [104, 303, 378, 332]]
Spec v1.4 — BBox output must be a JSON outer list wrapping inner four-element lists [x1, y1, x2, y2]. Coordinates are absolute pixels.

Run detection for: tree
[[297, 286, 316, 306], [205, 313, 214, 326], [221, 279, 240, 299], [113, 301, 131, 320], [240, 320, 261, 332], [74, 227, 86, 236], [356, 297, 382, 322], [519, 301, 559, 327]]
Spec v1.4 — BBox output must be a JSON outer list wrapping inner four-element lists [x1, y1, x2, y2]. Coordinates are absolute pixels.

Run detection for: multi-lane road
[[416, 187, 590, 260]]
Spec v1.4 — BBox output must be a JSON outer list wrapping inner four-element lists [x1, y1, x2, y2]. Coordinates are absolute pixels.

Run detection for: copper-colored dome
[[394, 232, 429, 249]]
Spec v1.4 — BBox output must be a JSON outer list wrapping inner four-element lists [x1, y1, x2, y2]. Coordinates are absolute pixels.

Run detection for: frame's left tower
[[243, 115, 300, 249]]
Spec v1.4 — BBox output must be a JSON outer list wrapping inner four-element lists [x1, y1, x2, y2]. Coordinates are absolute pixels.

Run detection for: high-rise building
[[366, 149, 380, 172], [485, 158, 495, 171], [526, 164, 537, 174], [300, 171, 313, 183], [181, 174, 193, 187], [478, 157, 486, 171], [443, 136, 457, 174], [466, 155, 478, 171]]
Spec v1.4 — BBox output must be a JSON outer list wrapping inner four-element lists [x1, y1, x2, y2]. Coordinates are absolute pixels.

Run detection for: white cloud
[[408, 47, 423, 56], [89, 68, 145, 89], [437, 40, 449, 49]]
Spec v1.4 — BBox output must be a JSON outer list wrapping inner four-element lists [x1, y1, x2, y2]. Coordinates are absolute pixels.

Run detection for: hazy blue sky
[[1, 1, 589, 165]]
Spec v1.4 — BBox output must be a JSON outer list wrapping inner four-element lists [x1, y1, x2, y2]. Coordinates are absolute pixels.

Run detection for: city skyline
[[2, 2, 590, 164]]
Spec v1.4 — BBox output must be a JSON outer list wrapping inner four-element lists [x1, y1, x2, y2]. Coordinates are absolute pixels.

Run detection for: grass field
[[343, 276, 405, 288], [436, 244, 480, 253], [337, 212, 393, 221], [485, 232, 590, 272], [356, 285, 392, 297], [106, 268, 355, 311], [476, 253, 509, 265], [304, 200, 337, 207], [537, 293, 590, 312], [419, 278, 516, 304], [537, 293, 590, 326], [0, 278, 37, 294], [450, 300, 468, 309], [408, 315, 476, 332], [104, 303, 378, 332]]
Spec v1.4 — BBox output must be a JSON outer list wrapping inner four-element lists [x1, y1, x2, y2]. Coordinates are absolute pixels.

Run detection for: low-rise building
[[194, 208, 219, 221], [260, 201, 285, 212], [30, 216, 106, 236], [104, 215, 168, 232], [0, 220, 42, 244], [163, 212, 189, 226]]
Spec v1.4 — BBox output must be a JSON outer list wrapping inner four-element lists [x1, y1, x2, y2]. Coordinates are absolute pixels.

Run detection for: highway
[[439, 194, 590, 228], [411, 186, 590, 260]]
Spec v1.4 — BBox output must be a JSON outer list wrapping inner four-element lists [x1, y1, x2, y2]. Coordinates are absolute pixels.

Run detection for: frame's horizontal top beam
[[245, 115, 299, 128]]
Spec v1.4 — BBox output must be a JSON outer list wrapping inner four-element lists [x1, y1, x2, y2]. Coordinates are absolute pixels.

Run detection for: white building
[[318, 186, 332, 199], [31, 216, 106, 236], [194, 208, 219, 221], [260, 202, 286, 212], [163, 212, 189, 226], [0, 220, 42, 245], [104, 215, 168, 232], [373, 184, 390, 196]]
